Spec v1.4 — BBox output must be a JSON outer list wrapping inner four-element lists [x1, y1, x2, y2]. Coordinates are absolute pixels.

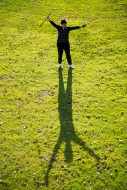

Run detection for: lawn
[[0, 0, 127, 189]]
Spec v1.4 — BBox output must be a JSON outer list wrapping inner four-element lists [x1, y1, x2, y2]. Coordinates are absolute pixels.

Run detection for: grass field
[[0, 0, 127, 189]]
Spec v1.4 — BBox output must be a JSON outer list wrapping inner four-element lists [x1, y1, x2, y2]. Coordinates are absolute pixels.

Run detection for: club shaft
[[39, 9, 55, 27]]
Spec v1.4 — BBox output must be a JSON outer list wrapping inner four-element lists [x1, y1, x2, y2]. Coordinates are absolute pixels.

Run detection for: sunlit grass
[[0, 0, 127, 189]]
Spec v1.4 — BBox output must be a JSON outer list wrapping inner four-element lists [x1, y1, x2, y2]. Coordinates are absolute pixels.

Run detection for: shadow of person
[[44, 68, 100, 186]]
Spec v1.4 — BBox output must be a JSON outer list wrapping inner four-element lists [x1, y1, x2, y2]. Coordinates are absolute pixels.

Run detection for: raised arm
[[69, 23, 87, 31], [47, 16, 60, 29]]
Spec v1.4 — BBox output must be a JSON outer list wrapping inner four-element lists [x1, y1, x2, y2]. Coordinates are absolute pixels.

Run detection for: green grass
[[0, 0, 127, 189]]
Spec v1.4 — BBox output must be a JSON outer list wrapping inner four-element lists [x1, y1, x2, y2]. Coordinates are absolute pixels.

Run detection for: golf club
[[39, 8, 57, 27]]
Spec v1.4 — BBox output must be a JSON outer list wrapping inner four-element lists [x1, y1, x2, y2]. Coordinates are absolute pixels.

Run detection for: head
[[61, 19, 67, 28]]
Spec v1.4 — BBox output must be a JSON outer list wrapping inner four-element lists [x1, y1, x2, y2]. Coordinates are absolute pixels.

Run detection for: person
[[47, 16, 87, 69]]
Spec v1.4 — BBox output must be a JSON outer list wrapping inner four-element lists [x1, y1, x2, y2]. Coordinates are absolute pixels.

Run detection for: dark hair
[[61, 19, 67, 24]]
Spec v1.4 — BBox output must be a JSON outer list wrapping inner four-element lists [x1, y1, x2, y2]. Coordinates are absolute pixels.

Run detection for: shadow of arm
[[74, 135, 100, 161], [44, 138, 62, 186]]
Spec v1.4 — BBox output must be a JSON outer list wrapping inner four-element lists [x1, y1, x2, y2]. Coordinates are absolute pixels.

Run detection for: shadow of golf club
[[44, 68, 100, 186]]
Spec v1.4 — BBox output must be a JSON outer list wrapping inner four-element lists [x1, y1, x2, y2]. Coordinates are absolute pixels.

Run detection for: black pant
[[57, 43, 72, 65]]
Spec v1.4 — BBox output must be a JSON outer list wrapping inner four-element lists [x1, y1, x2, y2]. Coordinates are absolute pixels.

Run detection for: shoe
[[69, 64, 74, 69], [58, 64, 62, 68]]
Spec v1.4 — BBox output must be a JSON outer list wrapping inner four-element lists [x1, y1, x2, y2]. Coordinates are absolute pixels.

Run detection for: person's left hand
[[82, 23, 87, 27]]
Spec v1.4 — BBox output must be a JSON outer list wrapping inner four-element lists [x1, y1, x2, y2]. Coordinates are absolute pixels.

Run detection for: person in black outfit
[[48, 17, 87, 69]]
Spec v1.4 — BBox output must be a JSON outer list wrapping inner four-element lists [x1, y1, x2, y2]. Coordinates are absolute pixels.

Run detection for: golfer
[[48, 16, 87, 69]]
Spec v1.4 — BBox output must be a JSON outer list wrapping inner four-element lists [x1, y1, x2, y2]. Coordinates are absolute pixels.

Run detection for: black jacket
[[49, 20, 81, 44]]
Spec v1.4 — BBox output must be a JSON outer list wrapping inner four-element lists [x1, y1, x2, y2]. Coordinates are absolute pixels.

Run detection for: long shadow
[[45, 68, 100, 186]]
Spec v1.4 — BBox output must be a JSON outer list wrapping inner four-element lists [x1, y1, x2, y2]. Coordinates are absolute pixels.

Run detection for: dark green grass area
[[0, 0, 127, 189]]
